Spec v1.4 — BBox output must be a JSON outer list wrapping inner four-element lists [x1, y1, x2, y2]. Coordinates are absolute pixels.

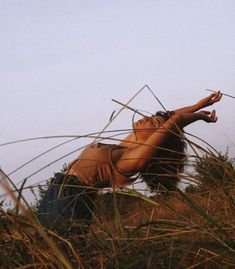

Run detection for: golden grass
[[1, 180, 235, 268]]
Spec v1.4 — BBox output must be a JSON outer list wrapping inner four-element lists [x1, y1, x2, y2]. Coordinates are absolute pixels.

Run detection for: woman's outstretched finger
[[211, 109, 217, 122]]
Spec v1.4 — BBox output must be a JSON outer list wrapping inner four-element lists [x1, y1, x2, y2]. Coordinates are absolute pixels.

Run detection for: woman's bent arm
[[115, 110, 217, 177]]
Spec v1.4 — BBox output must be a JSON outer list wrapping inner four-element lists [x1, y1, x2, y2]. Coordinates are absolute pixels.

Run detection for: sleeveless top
[[68, 143, 135, 188]]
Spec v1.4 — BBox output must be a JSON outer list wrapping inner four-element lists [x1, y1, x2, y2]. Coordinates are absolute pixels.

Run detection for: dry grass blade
[[206, 88, 235, 99]]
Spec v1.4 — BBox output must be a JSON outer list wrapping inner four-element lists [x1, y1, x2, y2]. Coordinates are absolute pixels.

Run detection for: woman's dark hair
[[140, 111, 187, 192], [155, 110, 175, 119]]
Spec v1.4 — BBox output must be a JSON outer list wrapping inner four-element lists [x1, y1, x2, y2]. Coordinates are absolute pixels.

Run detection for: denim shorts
[[37, 173, 97, 227]]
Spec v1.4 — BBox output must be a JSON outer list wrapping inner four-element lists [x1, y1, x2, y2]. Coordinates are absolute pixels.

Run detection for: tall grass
[[0, 147, 235, 268]]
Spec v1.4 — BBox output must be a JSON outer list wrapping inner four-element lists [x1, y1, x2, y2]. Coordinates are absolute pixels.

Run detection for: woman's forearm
[[173, 103, 201, 114], [176, 112, 203, 128]]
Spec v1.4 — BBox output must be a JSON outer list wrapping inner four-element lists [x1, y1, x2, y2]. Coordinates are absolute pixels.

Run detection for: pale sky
[[0, 1, 234, 203]]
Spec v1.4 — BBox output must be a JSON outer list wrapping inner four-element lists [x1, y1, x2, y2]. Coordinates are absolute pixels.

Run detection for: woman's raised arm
[[173, 91, 222, 114]]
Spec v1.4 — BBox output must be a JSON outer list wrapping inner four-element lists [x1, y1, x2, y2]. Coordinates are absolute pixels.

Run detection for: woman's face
[[133, 115, 167, 140]]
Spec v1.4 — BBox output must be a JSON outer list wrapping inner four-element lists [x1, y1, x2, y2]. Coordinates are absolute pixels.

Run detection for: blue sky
[[0, 1, 234, 201]]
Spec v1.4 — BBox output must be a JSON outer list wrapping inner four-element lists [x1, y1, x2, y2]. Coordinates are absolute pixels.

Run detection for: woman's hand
[[175, 110, 218, 129], [198, 110, 218, 123], [197, 91, 222, 109]]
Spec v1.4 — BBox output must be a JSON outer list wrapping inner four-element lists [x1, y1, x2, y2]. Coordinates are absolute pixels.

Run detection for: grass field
[[0, 149, 235, 268]]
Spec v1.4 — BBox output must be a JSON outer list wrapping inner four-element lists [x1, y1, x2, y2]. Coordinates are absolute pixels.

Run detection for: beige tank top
[[68, 143, 134, 188]]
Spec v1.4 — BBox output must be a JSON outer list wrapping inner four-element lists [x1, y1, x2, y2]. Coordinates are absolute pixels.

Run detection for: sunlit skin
[[68, 91, 222, 187]]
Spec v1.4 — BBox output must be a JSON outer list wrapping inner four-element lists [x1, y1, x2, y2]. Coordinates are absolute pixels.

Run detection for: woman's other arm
[[115, 110, 218, 176]]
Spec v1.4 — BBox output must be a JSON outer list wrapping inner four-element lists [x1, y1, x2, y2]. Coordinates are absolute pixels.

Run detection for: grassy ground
[[0, 153, 235, 268]]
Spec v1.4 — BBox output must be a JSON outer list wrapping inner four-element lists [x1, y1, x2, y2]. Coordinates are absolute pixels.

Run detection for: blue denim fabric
[[38, 173, 96, 225]]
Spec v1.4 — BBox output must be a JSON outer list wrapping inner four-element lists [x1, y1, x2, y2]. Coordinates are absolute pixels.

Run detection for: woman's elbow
[[167, 113, 184, 129]]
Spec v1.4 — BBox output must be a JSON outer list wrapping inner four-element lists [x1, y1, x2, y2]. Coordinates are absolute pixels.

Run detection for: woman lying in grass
[[38, 91, 222, 231]]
